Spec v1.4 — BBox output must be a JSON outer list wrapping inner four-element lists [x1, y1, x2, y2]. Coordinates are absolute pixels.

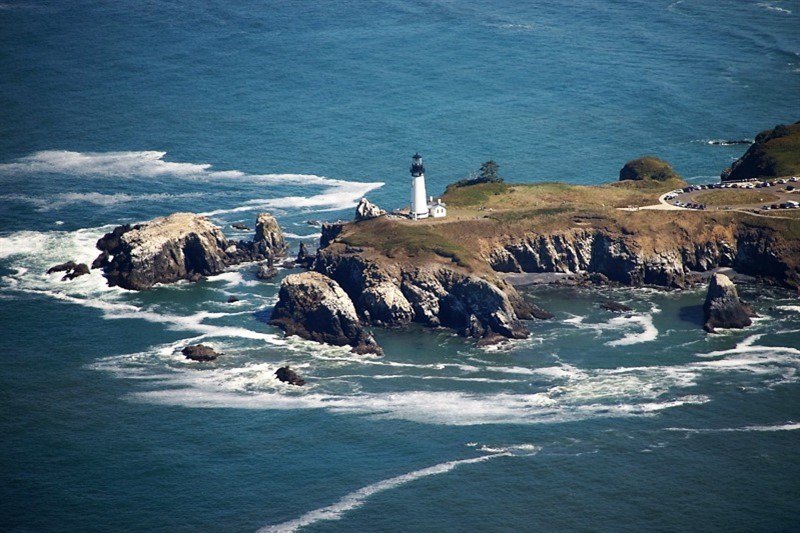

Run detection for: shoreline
[[504, 267, 759, 288]]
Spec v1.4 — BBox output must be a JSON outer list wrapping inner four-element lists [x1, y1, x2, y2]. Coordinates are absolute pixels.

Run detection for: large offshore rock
[[703, 272, 757, 333], [94, 212, 288, 290], [95, 213, 232, 290], [269, 271, 383, 355]]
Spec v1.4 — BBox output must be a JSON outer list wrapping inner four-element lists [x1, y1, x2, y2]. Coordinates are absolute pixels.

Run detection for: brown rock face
[[703, 273, 757, 333]]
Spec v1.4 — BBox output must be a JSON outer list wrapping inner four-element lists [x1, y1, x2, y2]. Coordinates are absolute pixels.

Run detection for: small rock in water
[[47, 260, 91, 281], [257, 263, 278, 280], [227, 295, 240, 303], [181, 344, 221, 362], [275, 366, 305, 386], [600, 300, 632, 313]]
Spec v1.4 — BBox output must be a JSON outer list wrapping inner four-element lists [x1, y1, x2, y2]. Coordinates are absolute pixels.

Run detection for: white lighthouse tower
[[410, 152, 429, 220]]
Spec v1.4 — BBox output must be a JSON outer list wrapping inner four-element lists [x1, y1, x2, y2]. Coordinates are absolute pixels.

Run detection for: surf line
[[258, 452, 510, 532]]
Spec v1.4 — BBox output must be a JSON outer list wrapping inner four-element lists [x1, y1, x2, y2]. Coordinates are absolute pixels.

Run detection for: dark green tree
[[479, 160, 501, 183]]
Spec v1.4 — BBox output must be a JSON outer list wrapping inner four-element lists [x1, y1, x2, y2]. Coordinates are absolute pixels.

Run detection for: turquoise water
[[1, 1, 799, 531]]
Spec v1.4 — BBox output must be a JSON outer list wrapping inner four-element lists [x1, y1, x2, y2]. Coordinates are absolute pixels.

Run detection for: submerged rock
[[181, 344, 221, 362], [275, 366, 306, 386], [703, 273, 757, 333], [269, 271, 383, 355]]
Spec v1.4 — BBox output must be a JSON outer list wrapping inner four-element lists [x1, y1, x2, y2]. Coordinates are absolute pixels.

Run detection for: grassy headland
[[333, 174, 800, 288]]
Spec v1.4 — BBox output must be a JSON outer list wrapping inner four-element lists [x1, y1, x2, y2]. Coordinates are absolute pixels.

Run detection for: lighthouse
[[410, 152, 428, 219]]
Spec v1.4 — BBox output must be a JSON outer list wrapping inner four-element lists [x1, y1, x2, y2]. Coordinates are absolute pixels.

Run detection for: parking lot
[[663, 177, 800, 212]]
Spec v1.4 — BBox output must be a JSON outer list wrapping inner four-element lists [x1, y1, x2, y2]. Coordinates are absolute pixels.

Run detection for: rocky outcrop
[[275, 366, 305, 386], [254, 213, 287, 256], [619, 156, 681, 182], [703, 273, 756, 332], [355, 198, 385, 221], [488, 224, 800, 289], [313, 245, 536, 343], [257, 261, 278, 280], [295, 242, 313, 268], [47, 260, 90, 281], [320, 223, 345, 249], [269, 271, 382, 355], [182, 344, 222, 362], [94, 212, 287, 290], [95, 213, 232, 290]]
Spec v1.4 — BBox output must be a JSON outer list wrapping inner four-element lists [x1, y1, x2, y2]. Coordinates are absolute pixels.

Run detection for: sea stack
[[703, 272, 756, 333], [94, 213, 233, 290], [269, 271, 383, 355]]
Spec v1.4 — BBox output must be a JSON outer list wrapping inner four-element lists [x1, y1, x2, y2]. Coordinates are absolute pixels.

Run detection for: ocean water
[[1, 0, 799, 531]]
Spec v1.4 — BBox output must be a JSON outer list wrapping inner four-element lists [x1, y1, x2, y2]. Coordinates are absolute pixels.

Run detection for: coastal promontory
[[722, 121, 800, 181]]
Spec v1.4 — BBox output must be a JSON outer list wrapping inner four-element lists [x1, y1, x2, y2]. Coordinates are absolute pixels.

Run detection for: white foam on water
[[323, 374, 521, 384], [560, 308, 660, 347], [665, 422, 800, 434], [699, 334, 800, 359], [757, 2, 792, 14], [0, 150, 244, 180], [0, 150, 384, 215], [258, 451, 510, 533], [282, 232, 321, 240], [605, 313, 659, 347], [200, 180, 383, 217], [0, 191, 206, 211]]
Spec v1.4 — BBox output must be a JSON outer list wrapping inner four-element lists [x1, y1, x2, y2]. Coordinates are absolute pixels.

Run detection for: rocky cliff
[[312, 243, 542, 343], [487, 216, 800, 289], [94, 212, 286, 290]]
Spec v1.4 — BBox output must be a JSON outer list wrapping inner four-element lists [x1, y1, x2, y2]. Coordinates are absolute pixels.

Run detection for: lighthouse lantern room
[[410, 153, 429, 219]]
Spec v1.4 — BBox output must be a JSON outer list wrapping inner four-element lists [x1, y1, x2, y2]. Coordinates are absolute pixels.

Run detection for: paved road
[[618, 183, 800, 216]]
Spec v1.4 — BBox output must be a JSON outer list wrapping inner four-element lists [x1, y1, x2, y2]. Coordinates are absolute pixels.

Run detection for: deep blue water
[[1, 1, 799, 531]]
